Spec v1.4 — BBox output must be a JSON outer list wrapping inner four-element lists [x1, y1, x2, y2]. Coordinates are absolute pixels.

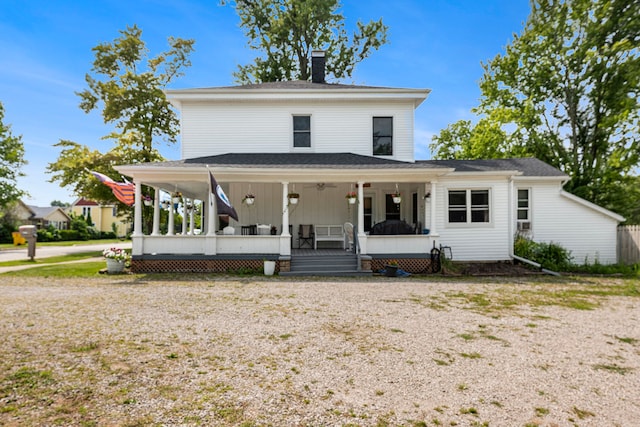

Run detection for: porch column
[[207, 190, 217, 236], [132, 178, 142, 236], [151, 187, 160, 236], [181, 196, 187, 235], [167, 200, 175, 236], [357, 180, 366, 254], [430, 180, 437, 235], [279, 182, 292, 255], [189, 201, 195, 235]]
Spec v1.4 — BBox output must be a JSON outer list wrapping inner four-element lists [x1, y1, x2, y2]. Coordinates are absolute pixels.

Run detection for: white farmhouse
[[116, 52, 623, 275]]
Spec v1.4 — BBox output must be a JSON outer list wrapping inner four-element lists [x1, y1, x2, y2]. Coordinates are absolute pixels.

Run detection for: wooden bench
[[314, 224, 345, 249]]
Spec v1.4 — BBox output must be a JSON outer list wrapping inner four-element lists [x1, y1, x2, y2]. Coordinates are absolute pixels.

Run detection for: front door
[[385, 194, 401, 221]]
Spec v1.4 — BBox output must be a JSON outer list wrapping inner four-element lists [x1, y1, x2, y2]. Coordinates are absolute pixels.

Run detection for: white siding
[[435, 177, 512, 262], [180, 100, 415, 162], [228, 182, 358, 238], [530, 184, 619, 264]]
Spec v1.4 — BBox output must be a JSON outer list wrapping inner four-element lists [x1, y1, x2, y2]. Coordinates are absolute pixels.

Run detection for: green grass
[[0, 239, 125, 250], [1, 260, 107, 277], [0, 251, 103, 267]]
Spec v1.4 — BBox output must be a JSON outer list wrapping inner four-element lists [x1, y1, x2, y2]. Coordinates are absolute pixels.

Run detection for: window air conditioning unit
[[517, 221, 531, 231]]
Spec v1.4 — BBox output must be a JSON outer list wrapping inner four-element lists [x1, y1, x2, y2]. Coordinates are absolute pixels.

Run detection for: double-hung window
[[373, 117, 393, 156], [517, 188, 531, 231], [293, 115, 311, 148], [448, 189, 490, 224]]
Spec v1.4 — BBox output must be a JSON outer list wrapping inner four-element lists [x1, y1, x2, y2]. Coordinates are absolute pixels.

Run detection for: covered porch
[[115, 153, 450, 274]]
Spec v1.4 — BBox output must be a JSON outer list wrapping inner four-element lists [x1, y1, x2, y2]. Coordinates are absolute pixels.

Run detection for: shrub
[[514, 235, 572, 271], [0, 223, 15, 243], [59, 229, 80, 241]]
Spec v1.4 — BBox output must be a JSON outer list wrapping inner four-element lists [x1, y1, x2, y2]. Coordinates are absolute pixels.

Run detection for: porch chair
[[343, 222, 354, 251], [298, 224, 314, 249], [241, 225, 257, 235]]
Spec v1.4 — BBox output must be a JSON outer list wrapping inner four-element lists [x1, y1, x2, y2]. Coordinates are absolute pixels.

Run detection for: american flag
[[89, 170, 135, 206]]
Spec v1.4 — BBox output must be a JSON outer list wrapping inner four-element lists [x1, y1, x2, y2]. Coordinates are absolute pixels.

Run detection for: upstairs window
[[448, 189, 490, 224], [293, 115, 311, 148], [373, 117, 393, 156]]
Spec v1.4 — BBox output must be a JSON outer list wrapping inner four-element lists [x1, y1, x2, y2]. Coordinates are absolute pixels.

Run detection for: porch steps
[[280, 254, 372, 277]]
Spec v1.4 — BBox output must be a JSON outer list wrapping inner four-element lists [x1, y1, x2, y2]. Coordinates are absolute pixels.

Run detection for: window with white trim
[[517, 188, 531, 232], [448, 189, 490, 223], [373, 117, 393, 155], [293, 115, 311, 148]]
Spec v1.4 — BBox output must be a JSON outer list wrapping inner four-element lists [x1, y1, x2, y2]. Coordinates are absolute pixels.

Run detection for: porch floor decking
[[290, 248, 354, 257]]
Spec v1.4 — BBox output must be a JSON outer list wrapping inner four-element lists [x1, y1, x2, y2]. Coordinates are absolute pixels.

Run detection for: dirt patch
[[445, 261, 540, 276]]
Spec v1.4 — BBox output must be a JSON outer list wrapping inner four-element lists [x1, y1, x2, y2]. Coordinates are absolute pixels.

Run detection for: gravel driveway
[[1, 275, 638, 426]]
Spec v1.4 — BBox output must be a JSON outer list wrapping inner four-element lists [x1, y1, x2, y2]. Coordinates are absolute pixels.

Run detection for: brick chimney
[[311, 50, 325, 84]]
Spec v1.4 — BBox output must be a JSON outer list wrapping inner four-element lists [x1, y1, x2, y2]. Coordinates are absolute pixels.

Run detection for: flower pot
[[392, 196, 402, 204], [288, 197, 299, 205], [384, 265, 398, 277], [263, 260, 276, 276], [172, 197, 181, 204], [245, 197, 255, 205], [143, 200, 153, 207], [106, 258, 125, 274], [347, 197, 357, 204]]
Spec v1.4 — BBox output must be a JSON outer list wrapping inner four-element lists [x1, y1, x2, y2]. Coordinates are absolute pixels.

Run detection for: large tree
[[431, 0, 640, 222], [221, 0, 388, 83], [48, 26, 194, 206], [0, 102, 27, 208]]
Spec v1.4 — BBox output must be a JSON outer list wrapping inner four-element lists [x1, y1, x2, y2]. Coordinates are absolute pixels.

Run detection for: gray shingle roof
[[416, 158, 567, 177], [168, 153, 447, 169], [26, 205, 61, 219], [125, 154, 566, 177], [175, 80, 397, 91]]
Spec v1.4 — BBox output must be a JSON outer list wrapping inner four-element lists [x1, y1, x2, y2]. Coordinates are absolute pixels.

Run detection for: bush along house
[[115, 51, 624, 275]]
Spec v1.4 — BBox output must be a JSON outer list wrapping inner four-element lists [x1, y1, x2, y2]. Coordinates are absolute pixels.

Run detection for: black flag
[[209, 171, 239, 221]]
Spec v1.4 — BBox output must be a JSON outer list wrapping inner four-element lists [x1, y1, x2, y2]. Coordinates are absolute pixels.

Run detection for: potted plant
[[142, 195, 153, 206], [243, 193, 256, 205], [172, 192, 182, 203], [103, 247, 129, 274], [287, 192, 300, 204], [384, 260, 399, 277], [345, 191, 357, 204], [392, 192, 402, 204]]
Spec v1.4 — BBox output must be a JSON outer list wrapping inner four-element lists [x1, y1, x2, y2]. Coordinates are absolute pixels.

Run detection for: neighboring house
[[68, 198, 130, 237], [7, 200, 71, 230], [115, 51, 623, 274]]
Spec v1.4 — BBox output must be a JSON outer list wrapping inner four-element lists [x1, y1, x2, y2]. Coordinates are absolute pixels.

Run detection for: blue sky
[[1, 0, 531, 206]]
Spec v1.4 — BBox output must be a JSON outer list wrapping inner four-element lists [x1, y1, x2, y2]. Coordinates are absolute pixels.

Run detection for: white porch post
[[167, 200, 175, 236], [280, 182, 291, 255], [430, 180, 437, 235], [189, 201, 195, 235], [181, 196, 187, 235], [357, 180, 366, 254], [207, 190, 217, 236], [132, 178, 142, 236], [151, 187, 160, 236]]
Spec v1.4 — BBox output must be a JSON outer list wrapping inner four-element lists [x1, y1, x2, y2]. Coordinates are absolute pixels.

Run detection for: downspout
[[509, 177, 559, 276], [513, 254, 561, 276]]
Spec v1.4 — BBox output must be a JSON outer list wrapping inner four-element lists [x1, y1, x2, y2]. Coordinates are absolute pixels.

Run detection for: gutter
[[512, 254, 561, 276]]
